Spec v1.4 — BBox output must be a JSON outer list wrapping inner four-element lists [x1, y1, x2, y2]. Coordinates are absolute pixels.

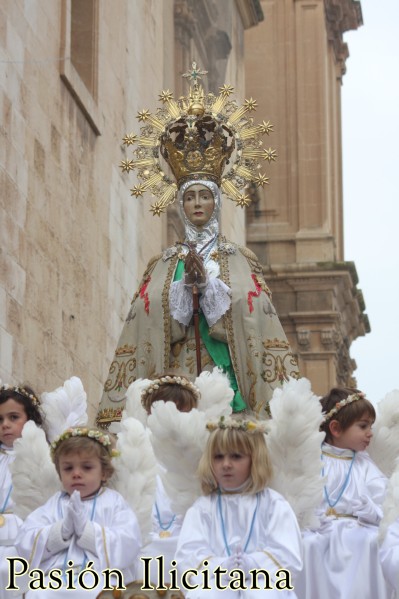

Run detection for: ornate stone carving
[[324, 0, 363, 74], [235, 0, 264, 29], [297, 329, 311, 348], [321, 328, 339, 348]]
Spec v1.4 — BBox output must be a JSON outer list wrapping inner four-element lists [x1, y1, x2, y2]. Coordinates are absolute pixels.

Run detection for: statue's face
[[183, 184, 215, 227]]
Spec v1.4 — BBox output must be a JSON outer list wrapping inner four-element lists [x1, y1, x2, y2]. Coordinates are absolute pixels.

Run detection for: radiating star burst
[[159, 90, 174, 103], [244, 98, 258, 111], [150, 202, 165, 216], [219, 84, 234, 97], [122, 133, 138, 146], [235, 194, 251, 208], [259, 121, 274, 135], [137, 109, 151, 122], [263, 148, 277, 163], [130, 185, 145, 197], [254, 173, 270, 187], [120, 160, 134, 172]]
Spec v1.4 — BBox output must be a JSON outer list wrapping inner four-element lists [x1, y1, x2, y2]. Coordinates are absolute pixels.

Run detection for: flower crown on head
[[323, 392, 366, 423], [141, 375, 201, 407], [0, 383, 40, 407], [206, 416, 268, 434], [50, 427, 119, 461]]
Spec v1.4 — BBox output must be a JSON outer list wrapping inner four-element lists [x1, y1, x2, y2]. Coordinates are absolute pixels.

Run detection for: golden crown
[[121, 62, 276, 215]]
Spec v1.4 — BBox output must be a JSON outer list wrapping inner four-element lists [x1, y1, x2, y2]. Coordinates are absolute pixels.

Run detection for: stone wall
[[0, 0, 256, 418], [244, 0, 367, 394], [0, 0, 171, 416]]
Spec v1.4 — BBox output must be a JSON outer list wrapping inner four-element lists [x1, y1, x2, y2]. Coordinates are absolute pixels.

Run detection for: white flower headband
[[206, 416, 268, 434], [141, 375, 201, 407], [0, 384, 40, 407], [323, 392, 366, 423], [50, 427, 119, 460]]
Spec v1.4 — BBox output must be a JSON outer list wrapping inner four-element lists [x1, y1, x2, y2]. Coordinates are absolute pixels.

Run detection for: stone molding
[[262, 261, 368, 392], [324, 0, 363, 74], [235, 0, 264, 29]]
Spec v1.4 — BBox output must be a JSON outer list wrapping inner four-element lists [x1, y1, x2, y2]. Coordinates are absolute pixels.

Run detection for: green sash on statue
[[174, 260, 246, 412]]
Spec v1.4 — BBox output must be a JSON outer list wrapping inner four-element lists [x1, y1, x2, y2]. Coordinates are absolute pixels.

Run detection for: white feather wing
[[147, 401, 207, 516], [124, 378, 152, 425], [380, 457, 399, 541], [110, 416, 157, 542], [195, 368, 233, 418], [267, 377, 325, 529], [40, 376, 88, 442], [10, 421, 60, 518], [368, 389, 399, 478]]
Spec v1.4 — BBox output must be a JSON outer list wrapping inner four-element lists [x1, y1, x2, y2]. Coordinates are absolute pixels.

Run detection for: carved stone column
[[264, 261, 369, 395], [244, 0, 366, 392]]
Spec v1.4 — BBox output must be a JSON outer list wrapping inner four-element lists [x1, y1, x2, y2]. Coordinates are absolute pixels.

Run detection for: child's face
[[0, 399, 28, 448], [330, 415, 374, 452], [59, 451, 105, 498], [212, 450, 252, 491]]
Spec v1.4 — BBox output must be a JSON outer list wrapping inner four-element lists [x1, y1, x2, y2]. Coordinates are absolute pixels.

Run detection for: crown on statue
[[160, 114, 235, 187], [121, 61, 276, 215]]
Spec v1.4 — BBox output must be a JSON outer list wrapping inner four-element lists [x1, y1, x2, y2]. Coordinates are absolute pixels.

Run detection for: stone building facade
[[1, 0, 367, 417], [0, 0, 262, 418], [244, 0, 368, 394]]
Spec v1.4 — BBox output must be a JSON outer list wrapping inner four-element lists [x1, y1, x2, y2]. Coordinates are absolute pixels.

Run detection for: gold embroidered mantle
[[97, 238, 298, 426]]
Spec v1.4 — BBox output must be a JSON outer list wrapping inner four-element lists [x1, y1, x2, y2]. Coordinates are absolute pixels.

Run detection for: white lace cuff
[[200, 278, 231, 327], [169, 280, 193, 326], [170, 278, 231, 327]]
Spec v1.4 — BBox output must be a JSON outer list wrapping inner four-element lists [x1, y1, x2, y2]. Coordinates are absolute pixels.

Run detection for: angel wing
[[194, 368, 233, 418], [40, 376, 88, 442], [368, 389, 399, 478], [124, 378, 152, 425], [110, 416, 157, 542], [10, 421, 60, 518], [147, 401, 208, 517], [267, 377, 325, 529], [379, 456, 399, 542], [380, 478, 399, 544]]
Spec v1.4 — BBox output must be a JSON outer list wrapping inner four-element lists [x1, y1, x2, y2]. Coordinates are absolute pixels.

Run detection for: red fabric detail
[[139, 277, 151, 315], [247, 274, 262, 314]]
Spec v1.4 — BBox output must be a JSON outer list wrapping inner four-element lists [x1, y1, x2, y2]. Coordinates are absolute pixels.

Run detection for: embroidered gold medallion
[[159, 530, 172, 538], [326, 507, 338, 517]]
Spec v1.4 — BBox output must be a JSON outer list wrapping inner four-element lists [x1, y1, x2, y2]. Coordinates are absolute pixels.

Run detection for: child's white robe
[[175, 487, 303, 598], [295, 442, 389, 599], [136, 474, 183, 585], [15, 487, 141, 598], [0, 446, 23, 597], [380, 516, 399, 595]]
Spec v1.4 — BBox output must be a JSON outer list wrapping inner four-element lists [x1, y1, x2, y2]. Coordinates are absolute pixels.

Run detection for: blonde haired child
[[295, 387, 390, 599], [175, 418, 303, 598], [15, 427, 141, 598], [0, 383, 44, 594]]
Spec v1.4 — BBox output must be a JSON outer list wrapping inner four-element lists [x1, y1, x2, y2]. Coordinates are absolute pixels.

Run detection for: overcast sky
[[342, 0, 399, 403]]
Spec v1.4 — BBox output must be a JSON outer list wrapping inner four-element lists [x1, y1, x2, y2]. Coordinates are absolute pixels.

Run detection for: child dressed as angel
[[120, 368, 234, 586], [295, 388, 390, 599], [14, 427, 141, 597], [0, 383, 45, 596], [174, 417, 303, 598]]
